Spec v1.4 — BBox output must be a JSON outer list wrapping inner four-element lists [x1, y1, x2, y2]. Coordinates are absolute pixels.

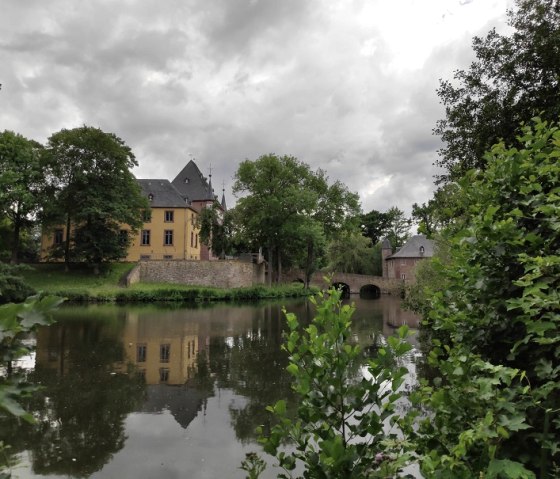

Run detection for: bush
[[414, 118, 560, 476]]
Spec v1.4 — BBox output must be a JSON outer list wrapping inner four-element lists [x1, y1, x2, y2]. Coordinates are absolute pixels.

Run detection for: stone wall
[[127, 260, 265, 288]]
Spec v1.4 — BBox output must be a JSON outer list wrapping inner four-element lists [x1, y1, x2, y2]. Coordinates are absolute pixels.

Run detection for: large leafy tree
[[0, 131, 44, 264], [360, 208, 391, 245], [42, 126, 148, 272], [383, 206, 411, 251], [415, 119, 560, 476], [326, 232, 378, 275], [435, 0, 560, 184], [233, 154, 359, 285]]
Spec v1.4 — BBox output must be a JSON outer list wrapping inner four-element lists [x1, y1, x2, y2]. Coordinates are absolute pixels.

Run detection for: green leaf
[[485, 459, 536, 479]]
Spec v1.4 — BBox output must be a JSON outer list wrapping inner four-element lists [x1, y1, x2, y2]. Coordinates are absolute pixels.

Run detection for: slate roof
[[136, 179, 188, 208], [171, 160, 215, 202], [386, 234, 435, 259]]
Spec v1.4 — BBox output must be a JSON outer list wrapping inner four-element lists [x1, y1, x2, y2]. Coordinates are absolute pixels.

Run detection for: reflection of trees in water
[[197, 302, 302, 444], [1, 319, 145, 478]]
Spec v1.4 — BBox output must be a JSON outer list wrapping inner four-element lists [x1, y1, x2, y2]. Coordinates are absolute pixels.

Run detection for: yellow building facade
[[40, 179, 202, 262]]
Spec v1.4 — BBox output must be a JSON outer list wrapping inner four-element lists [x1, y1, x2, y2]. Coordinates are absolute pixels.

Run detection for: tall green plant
[[255, 287, 415, 478], [414, 118, 560, 477]]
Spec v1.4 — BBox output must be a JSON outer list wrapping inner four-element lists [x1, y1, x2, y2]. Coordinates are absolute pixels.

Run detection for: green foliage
[[41, 126, 148, 269], [326, 231, 379, 275], [360, 208, 392, 245], [414, 118, 560, 476], [233, 154, 360, 284], [0, 294, 62, 479], [199, 203, 234, 258], [411, 185, 460, 236], [435, 0, 560, 184], [240, 452, 267, 479], [0, 263, 35, 305], [0, 131, 44, 263], [257, 287, 415, 478], [384, 206, 411, 251], [360, 207, 412, 251]]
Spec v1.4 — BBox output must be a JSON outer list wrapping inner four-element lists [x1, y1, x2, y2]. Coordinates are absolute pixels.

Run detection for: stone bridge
[[282, 270, 403, 297]]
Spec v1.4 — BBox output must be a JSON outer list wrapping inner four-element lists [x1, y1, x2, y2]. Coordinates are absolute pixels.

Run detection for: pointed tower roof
[[171, 160, 215, 202]]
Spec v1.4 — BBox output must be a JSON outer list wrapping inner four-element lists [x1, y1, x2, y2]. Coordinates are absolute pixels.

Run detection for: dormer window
[[148, 193, 154, 202], [419, 245, 425, 255], [184, 177, 190, 184]]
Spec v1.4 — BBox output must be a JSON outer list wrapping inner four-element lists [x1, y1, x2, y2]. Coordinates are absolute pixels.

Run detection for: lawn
[[21, 262, 314, 302]]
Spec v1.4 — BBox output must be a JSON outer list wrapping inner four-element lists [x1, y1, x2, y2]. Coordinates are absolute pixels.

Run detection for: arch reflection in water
[[359, 284, 381, 299]]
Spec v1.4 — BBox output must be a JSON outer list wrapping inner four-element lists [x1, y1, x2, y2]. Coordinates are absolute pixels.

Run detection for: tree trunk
[[64, 214, 71, 272], [305, 239, 314, 289], [267, 243, 273, 287], [10, 212, 20, 264], [277, 248, 282, 284]]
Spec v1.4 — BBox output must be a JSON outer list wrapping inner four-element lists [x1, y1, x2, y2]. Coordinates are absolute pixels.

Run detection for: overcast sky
[[0, 0, 514, 215]]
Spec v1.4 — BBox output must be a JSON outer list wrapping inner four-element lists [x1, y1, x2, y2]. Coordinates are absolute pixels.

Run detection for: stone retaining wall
[[127, 259, 265, 288]]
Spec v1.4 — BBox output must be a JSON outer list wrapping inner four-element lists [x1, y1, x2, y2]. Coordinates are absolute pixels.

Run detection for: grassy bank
[[21, 263, 315, 303]]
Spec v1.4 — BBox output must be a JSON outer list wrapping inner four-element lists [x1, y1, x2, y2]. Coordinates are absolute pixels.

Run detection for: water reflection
[[2, 296, 420, 479]]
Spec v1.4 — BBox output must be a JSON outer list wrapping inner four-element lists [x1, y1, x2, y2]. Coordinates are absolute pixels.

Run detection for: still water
[[5, 296, 420, 479]]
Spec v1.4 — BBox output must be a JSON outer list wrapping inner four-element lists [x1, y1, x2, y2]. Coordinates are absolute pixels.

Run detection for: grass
[[21, 262, 315, 303]]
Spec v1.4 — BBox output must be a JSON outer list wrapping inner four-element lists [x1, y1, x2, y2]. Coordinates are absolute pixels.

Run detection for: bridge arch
[[332, 282, 350, 298], [359, 284, 381, 299]]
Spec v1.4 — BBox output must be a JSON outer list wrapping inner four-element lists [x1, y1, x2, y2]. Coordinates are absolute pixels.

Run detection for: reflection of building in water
[[140, 384, 207, 429], [120, 311, 206, 385]]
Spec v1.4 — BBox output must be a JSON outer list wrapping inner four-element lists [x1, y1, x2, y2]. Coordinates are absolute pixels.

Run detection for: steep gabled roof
[[137, 179, 188, 208], [386, 234, 434, 259], [171, 160, 215, 202]]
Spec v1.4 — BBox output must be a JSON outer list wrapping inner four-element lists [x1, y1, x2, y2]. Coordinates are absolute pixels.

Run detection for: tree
[[360, 209, 391, 245], [435, 0, 560, 184], [414, 119, 560, 476], [42, 126, 148, 273], [384, 207, 411, 251], [326, 232, 378, 275], [233, 154, 359, 285], [199, 203, 233, 259], [0, 131, 44, 264]]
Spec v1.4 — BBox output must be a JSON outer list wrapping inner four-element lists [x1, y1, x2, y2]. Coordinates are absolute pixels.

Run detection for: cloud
[[0, 0, 511, 216]]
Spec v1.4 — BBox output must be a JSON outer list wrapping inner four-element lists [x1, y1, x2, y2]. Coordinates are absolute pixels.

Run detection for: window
[[140, 254, 151, 260], [195, 234, 198, 248], [163, 254, 173, 260], [419, 245, 425, 255], [160, 344, 170, 363], [159, 368, 169, 383], [54, 229, 64, 245], [141, 230, 150, 246], [401, 273, 406, 280], [137, 344, 147, 362], [164, 230, 173, 246], [164, 210, 174, 222], [191, 231, 194, 247], [119, 229, 128, 245], [142, 209, 152, 222], [191, 213, 195, 225], [148, 193, 154, 202]]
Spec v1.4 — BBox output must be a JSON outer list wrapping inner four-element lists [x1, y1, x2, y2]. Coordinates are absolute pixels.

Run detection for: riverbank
[[21, 263, 316, 303]]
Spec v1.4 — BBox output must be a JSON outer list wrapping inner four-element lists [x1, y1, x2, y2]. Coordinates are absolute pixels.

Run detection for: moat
[[5, 296, 420, 479]]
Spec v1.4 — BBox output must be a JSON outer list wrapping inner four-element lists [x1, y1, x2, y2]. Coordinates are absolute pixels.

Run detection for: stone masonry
[[126, 259, 265, 288]]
